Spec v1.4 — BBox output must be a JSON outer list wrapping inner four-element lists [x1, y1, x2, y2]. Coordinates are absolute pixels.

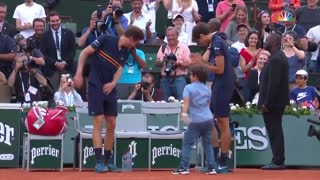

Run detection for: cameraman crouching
[[8, 34, 48, 103], [128, 73, 163, 101], [156, 27, 191, 101]]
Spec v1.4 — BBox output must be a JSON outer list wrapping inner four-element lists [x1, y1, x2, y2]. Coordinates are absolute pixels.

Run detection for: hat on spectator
[[236, 23, 249, 31], [173, 14, 184, 21], [295, 69, 308, 77]]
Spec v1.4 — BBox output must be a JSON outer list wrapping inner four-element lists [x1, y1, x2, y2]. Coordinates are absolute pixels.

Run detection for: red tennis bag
[[25, 106, 69, 136]]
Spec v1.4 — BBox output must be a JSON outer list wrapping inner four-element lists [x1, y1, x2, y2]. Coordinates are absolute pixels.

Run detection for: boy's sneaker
[[172, 167, 189, 175], [95, 162, 108, 173], [107, 163, 122, 172], [216, 165, 229, 174], [205, 168, 217, 175]]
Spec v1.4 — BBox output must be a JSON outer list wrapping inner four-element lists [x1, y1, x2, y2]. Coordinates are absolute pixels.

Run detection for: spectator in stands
[[0, 31, 16, 102], [278, 9, 306, 39], [277, 9, 309, 54], [215, 0, 245, 32], [247, 50, 269, 104], [269, 0, 300, 24], [290, 69, 319, 111], [117, 48, 146, 99], [231, 23, 248, 53], [172, 64, 217, 175], [191, 23, 234, 173], [239, 30, 262, 80], [142, 0, 161, 44], [54, 74, 83, 106], [124, 0, 152, 43], [173, 0, 201, 45], [40, 11, 76, 92], [231, 23, 249, 101], [0, 3, 19, 38], [163, 0, 179, 26], [306, 24, 320, 73], [164, 14, 189, 45], [156, 27, 191, 101], [282, 31, 305, 90], [225, 6, 249, 45], [102, 0, 128, 37], [255, 10, 271, 46], [128, 72, 163, 101], [78, 11, 108, 48], [13, 0, 46, 38], [8, 34, 47, 103], [0, 32, 16, 84], [195, 0, 221, 23], [28, 18, 45, 49], [295, 0, 320, 32]]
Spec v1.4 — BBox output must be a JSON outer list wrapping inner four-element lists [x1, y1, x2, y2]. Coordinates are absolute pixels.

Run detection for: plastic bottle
[[122, 149, 132, 171]]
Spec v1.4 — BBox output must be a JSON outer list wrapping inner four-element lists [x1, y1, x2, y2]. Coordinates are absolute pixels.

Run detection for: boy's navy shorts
[[88, 84, 118, 117]]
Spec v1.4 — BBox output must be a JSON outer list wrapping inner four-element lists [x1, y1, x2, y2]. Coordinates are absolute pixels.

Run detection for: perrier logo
[[152, 144, 181, 165], [31, 144, 59, 164]]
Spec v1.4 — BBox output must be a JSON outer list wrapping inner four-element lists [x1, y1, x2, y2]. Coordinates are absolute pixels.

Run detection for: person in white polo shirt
[[13, 0, 46, 38], [125, 0, 153, 43]]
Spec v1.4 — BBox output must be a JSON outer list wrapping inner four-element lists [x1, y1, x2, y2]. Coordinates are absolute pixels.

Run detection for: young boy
[[172, 64, 217, 175], [290, 69, 319, 111]]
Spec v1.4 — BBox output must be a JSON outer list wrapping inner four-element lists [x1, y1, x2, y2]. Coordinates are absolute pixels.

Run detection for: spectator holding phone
[[215, 0, 245, 32], [54, 74, 83, 106]]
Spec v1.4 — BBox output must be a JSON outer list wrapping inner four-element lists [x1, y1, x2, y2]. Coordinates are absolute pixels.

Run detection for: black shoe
[[172, 167, 189, 175], [261, 163, 285, 170]]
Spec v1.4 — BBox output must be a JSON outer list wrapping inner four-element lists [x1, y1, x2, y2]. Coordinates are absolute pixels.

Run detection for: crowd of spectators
[[0, 0, 320, 110]]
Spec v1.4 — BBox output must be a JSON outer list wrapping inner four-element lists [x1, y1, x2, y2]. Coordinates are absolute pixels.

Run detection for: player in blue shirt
[[172, 64, 217, 175], [191, 23, 234, 173], [73, 26, 144, 173], [290, 69, 319, 111]]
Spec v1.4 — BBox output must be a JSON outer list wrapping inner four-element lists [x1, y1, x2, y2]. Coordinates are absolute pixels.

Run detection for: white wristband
[[181, 113, 188, 117]]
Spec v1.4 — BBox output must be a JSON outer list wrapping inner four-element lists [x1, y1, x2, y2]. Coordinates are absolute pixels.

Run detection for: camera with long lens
[[141, 81, 149, 90], [20, 37, 38, 70], [165, 53, 177, 76], [112, 5, 123, 17], [96, 5, 107, 32]]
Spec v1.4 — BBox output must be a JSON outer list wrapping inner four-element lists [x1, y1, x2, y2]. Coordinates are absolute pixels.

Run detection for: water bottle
[[122, 149, 132, 171]]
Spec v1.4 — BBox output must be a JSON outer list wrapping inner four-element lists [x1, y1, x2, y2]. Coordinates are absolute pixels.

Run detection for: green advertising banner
[[115, 138, 149, 169], [80, 139, 97, 169], [28, 139, 62, 169], [150, 136, 183, 169], [0, 109, 21, 167], [233, 114, 320, 166]]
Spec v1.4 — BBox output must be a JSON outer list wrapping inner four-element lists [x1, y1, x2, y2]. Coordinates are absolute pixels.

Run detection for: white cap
[[295, 69, 308, 77], [173, 14, 184, 21]]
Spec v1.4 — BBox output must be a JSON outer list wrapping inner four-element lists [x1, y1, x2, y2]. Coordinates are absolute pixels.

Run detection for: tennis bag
[[25, 106, 69, 136]]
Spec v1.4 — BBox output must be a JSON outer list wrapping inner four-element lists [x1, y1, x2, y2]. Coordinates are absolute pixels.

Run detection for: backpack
[[228, 46, 240, 68]]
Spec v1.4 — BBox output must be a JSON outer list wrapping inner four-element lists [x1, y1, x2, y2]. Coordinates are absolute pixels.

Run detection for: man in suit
[[40, 11, 76, 91], [258, 33, 289, 170], [0, 3, 19, 38]]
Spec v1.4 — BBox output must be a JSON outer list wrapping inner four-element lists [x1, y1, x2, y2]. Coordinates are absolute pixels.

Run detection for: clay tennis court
[[0, 168, 319, 180]]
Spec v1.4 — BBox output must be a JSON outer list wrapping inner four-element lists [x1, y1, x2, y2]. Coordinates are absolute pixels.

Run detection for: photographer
[[103, 0, 128, 37], [8, 33, 47, 103], [128, 72, 163, 101], [54, 74, 83, 107], [156, 27, 191, 101]]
